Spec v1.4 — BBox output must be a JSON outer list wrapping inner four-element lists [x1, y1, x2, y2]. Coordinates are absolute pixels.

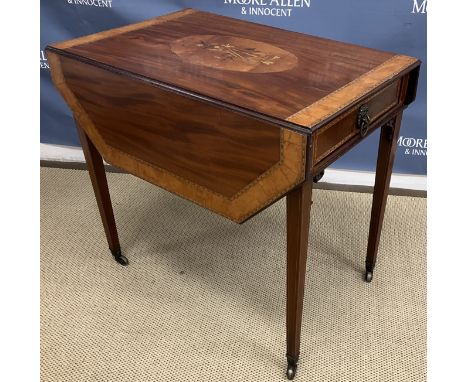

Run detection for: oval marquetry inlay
[[170, 35, 298, 73]]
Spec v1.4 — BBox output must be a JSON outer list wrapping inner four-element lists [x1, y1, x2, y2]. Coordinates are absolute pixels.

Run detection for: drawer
[[313, 79, 402, 163]]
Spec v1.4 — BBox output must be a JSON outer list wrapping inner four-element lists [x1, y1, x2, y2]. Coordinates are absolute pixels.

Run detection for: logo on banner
[[224, 0, 311, 17], [40, 50, 49, 69], [398, 136, 427, 156], [411, 0, 427, 14], [67, 0, 113, 8]]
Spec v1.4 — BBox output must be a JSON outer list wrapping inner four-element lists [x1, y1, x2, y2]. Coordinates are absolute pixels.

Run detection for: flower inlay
[[196, 41, 281, 66], [171, 35, 298, 73]]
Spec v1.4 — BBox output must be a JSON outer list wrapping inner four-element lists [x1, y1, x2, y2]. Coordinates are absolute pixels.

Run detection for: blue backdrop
[[40, 0, 427, 175]]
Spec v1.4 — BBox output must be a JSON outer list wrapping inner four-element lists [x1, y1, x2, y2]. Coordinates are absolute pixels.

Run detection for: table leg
[[286, 180, 313, 380], [76, 122, 128, 266], [365, 113, 403, 282]]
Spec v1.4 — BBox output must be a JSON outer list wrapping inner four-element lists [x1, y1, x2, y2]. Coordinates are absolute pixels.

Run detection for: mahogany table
[[46, 8, 420, 380]]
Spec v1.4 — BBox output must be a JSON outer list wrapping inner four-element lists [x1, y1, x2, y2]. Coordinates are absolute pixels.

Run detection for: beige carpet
[[40, 167, 426, 382]]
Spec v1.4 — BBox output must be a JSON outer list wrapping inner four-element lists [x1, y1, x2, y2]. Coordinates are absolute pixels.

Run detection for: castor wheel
[[286, 356, 298, 380], [286, 363, 297, 380], [111, 249, 129, 266], [313, 170, 325, 183], [365, 265, 374, 283]]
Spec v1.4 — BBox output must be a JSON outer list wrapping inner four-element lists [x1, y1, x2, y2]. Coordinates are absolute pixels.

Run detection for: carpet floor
[[40, 167, 426, 382]]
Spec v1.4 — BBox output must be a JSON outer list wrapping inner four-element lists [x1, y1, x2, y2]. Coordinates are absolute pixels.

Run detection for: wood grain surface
[[47, 51, 307, 223], [60, 55, 282, 199], [45, 8, 421, 222], [49, 9, 419, 127], [287, 55, 418, 129]]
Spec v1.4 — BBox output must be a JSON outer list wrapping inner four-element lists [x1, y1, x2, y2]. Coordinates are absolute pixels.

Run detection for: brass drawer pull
[[357, 105, 371, 137]]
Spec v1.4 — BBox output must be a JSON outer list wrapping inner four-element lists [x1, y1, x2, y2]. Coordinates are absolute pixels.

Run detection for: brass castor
[[313, 170, 325, 183], [365, 264, 373, 282], [286, 356, 298, 380], [111, 249, 129, 266]]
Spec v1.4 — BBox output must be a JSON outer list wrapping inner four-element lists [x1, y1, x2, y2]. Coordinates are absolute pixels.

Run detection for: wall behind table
[[40, 0, 427, 176]]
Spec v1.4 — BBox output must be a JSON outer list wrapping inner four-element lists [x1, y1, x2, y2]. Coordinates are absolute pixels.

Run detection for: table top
[[49, 8, 419, 130]]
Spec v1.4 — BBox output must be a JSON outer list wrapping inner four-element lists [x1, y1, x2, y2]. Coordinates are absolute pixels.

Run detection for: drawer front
[[314, 79, 402, 163]]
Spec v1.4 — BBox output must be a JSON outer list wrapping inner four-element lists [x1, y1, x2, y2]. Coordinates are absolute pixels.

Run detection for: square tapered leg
[[76, 121, 127, 266], [286, 180, 313, 379], [365, 113, 403, 282]]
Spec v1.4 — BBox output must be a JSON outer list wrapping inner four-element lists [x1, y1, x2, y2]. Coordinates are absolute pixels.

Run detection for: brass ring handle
[[357, 105, 371, 137]]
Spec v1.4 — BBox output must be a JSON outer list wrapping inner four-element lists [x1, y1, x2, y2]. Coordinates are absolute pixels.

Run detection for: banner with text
[[40, 0, 427, 175]]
